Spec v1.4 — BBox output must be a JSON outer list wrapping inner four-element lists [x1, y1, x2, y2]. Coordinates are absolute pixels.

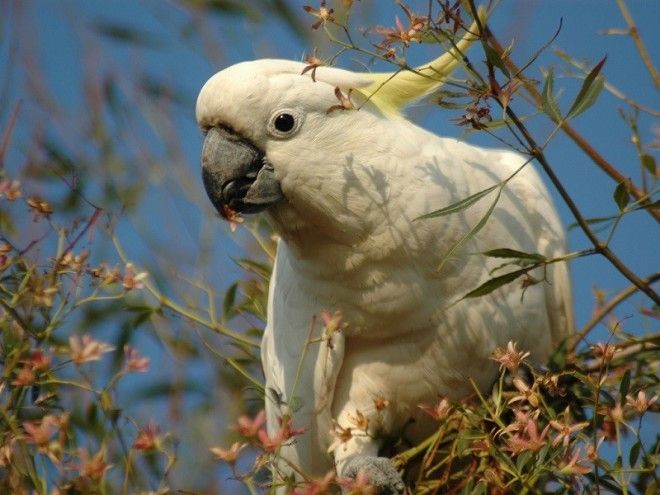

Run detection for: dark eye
[[274, 113, 295, 133]]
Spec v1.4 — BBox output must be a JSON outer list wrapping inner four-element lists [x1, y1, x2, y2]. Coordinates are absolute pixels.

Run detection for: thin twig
[[554, 47, 660, 117], [0, 101, 21, 168], [485, 30, 660, 222], [55, 207, 102, 269], [615, 0, 660, 88], [571, 273, 660, 351], [464, 2, 660, 304], [504, 104, 659, 304], [581, 337, 659, 373]]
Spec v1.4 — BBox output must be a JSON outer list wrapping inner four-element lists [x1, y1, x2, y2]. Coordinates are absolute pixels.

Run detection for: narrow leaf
[[613, 179, 631, 211], [483, 248, 547, 261], [289, 395, 305, 413], [437, 186, 504, 272], [619, 369, 631, 401], [93, 22, 163, 48], [629, 440, 641, 468], [567, 56, 607, 119], [567, 215, 616, 231], [223, 282, 239, 319], [234, 258, 271, 279], [515, 450, 532, 471], [416, 184, 499, 220], [641, 154, 656, 176], [484, 43, 511, 78], [462, 267, 532, 299], [541, 70, 563, 122]]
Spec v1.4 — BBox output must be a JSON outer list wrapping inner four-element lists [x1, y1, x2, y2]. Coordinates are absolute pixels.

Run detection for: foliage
[[0, 1, 658, 494]]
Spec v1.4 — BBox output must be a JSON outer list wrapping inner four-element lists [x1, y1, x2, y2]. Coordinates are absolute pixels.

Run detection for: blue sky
[[1, 0, 658, 490]]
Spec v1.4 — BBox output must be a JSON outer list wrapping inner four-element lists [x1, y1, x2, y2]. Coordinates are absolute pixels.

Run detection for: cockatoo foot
[[341, 455, 404, 494]]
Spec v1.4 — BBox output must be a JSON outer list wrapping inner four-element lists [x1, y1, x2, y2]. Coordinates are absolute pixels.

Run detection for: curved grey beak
[[201, 126, 283, 218]]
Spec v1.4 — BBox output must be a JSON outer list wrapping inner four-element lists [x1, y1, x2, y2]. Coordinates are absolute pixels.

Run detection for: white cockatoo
[[196, 25, 573, 493]]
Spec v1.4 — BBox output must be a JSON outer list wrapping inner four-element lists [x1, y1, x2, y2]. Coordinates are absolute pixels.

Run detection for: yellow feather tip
[[358, 7, 488, 117]]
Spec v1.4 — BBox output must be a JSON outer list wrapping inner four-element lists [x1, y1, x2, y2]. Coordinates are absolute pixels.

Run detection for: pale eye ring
[[268, 109, 302, 138]]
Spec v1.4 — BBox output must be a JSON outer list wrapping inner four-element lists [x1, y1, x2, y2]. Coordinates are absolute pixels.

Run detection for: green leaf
[[597, 473, 624, 494], [639, 199, 660, 210], [198, 0, 260, 18], [93, 22, 163, 49], [288, 395, 304, 413], [416, 184, 499, 221], [566, 56, 607, 119], [614, 455, 623, 470], [516, 450, 532, 471], [461, 267, 532, 299], [619, 369, 631, 401], [473, 483, 487, 495], [437, 186, 504, 272], [567, 215, 616, 232], [484, 43, 511, 78], [234, 258, 271, 279], [629, 440, 641, 468], [481, 118, 514, 130], [613, 179, 631, 211], [482, 248, 547, 261], [641, 154, 656, 176], [223, 282, 238, 319], [541, 70, 563, 122]]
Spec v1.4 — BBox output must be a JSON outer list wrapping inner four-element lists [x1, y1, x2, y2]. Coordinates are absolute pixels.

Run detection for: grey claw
[[342, 455, 404, 494]]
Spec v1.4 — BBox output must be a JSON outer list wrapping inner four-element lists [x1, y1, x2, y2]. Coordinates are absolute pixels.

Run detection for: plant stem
[[615, 0, 660, 88], [485, 30, 660, 222], [571, 273, 660, 351], [504, 104, 659, 304], [465, 1, 660, 304]]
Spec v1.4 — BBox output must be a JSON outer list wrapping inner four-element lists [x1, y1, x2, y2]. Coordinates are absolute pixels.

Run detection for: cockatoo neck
[[267, 199, 370, 266]]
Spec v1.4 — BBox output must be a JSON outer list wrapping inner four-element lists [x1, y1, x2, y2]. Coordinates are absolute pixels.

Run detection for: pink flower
[[124, 346, 150, 372], [503, 410, 550, 454], [549, 418, 589, 448], [257, 416, 306, 453], [508, 377, 540, 408], [626, 390, 658, 414], [0, 179, 21, 200], [278, 415, 307, 439], [222, 205, 244, 232], [11, 366, 36, 386], [293, 471, 335, 494], [337, 470, 377, 495], [233, 410, 266, 438], [257, 428, 286, 453], [73, 447, 112, 480], [591, 343, 618, 363], [69, 335, 115, 364], [303, 1, 335, 30], [491, 341, 530, 374], [122, 263, 147, 290], [22, 415, 59, 447], [133, 422, 161, 451], [320, 309, 344, 333], [374, 4, 428, 48], [418, 397, 452, 420], [210, 442, 246, 464], [27, 197, 53, 218], [560, 448, 592, 475]]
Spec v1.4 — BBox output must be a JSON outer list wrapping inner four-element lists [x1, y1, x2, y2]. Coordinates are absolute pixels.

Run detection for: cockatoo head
[[196, 59, 374, 223], [196, 26, 479, 244]]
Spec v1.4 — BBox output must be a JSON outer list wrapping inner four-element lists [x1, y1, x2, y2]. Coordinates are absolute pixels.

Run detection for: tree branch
[[570, 273, 660, 351], [485, 30, 660, 222]]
